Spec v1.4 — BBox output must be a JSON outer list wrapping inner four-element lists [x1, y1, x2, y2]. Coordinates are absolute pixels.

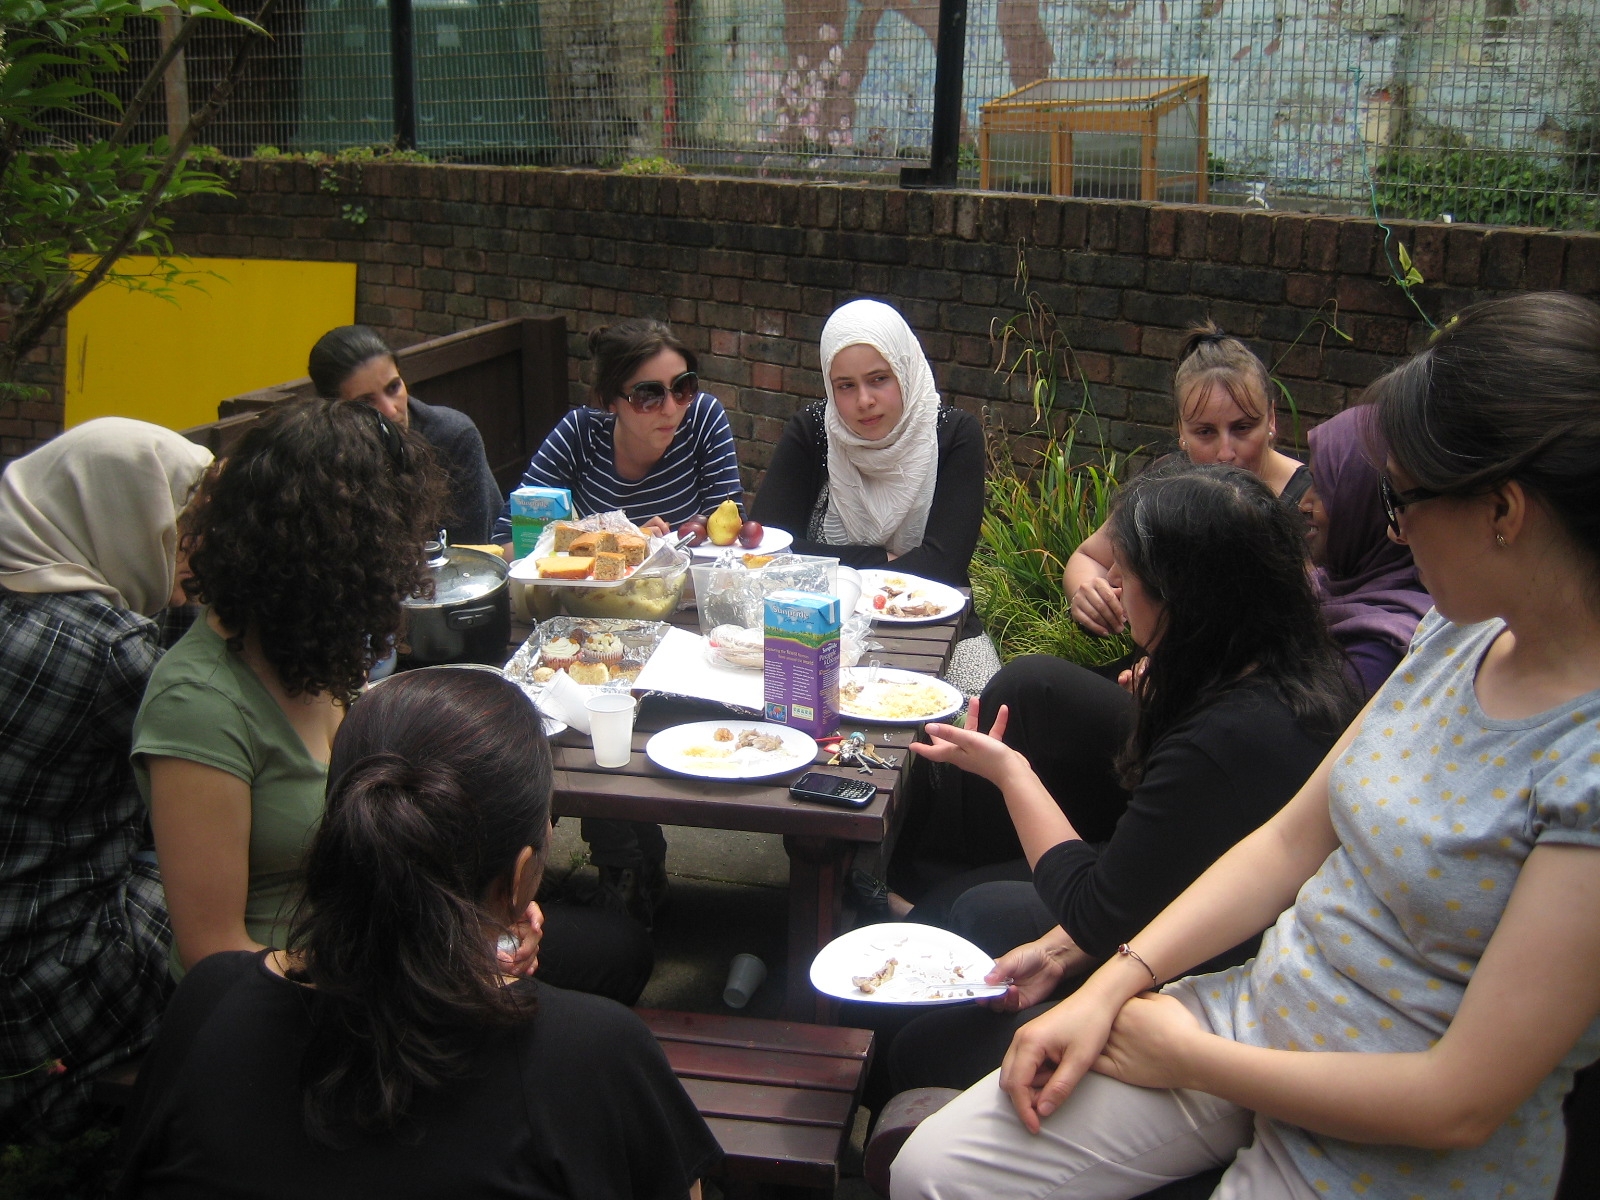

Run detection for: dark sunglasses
[[1379, 474, 1442, 536], [355, 403, 408, 472], [621, 370, 698, 413]]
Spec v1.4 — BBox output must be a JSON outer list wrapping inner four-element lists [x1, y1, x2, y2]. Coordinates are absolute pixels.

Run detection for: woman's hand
[[1116, 656, 1149, 695], [983, 927, 1085, 1012], [1093, 993, 1206, 1091], [910, 699, 1024, 789], [498, 900, 545, 978], [640, 516, 672, 537], [1070, 577, 1126, 637], [998, 987, 1124, 1133]]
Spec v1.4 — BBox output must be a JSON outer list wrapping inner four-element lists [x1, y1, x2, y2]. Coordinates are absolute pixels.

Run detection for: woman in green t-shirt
[[134, 400, 447, 975]]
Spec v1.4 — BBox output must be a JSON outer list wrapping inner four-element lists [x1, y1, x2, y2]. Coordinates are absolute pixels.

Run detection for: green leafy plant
[[976, 253, 1134, 667], [0, 0, 273, 399], [617, 155, 683, 176], [1373, 147, 1599, 230]]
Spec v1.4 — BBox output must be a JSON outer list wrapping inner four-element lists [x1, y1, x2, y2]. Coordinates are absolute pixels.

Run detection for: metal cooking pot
[[400, 538, 511, 667]]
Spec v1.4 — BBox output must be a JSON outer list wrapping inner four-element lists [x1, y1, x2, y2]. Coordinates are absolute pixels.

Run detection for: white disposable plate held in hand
[[837, 667, 963, 726], [645, 720, 817, 781], [689, 526, 795, 558], [810, 923, 1008, 1005], [856, 570, 967, 625]]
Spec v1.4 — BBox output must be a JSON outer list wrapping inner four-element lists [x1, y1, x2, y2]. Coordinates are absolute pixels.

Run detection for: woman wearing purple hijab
[[1299, 404, 1432, 695]]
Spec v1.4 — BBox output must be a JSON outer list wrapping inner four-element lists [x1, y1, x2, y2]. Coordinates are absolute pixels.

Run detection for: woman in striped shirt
[[492, 320, 744, 542]]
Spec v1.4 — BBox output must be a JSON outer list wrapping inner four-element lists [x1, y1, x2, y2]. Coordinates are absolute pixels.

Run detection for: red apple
[[738, 520, 764, 549], [678, 516, 708, 547]]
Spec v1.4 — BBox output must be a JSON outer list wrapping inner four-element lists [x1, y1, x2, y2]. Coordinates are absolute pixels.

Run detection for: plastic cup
[[723, 953, 768, 1009], [585, 693, 636, 768]]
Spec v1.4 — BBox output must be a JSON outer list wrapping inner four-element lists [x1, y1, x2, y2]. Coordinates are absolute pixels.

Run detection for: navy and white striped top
[[492, 393, 744, 539]]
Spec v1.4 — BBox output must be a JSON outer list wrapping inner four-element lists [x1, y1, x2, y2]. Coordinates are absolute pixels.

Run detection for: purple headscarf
[[1309, 405, 1432, 657]]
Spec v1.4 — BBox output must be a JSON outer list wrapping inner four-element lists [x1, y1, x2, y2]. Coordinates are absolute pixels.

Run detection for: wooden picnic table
[[510, 607, 964, 1022]]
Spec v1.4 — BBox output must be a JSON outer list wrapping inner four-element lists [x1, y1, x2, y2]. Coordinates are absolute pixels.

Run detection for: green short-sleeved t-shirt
[[132, 615, 327, 978]]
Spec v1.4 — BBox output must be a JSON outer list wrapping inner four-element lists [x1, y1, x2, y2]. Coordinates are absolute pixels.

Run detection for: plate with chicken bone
[[809, 923, 1008, 1005], [644, 721, 819, 781], [855, 570, 967, 625]]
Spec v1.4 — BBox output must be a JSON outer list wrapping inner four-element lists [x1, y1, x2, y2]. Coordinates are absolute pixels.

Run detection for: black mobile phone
[[789, 771, 878, 808]]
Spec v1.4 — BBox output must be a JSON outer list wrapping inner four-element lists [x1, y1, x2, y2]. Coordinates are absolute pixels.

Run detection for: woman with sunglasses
[[492, 320, 743, 543], [1299, 404, 1432, 697], [893, 292, 1600, 1200], [310, 325, 502, 546]]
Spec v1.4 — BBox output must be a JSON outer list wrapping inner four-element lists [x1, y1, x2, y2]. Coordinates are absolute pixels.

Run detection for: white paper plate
[[689, 526, 795, 559], [856, 570, 967, 625], [810, 923, 1008, 1005], [645, 720, 817, 780], [838, 667, 963, 726]]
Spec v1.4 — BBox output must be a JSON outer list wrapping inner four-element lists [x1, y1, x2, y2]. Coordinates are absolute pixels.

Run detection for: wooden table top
[[513, 609, 964, 846]]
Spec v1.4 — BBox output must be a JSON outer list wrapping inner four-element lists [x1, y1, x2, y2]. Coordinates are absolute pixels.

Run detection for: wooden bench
[[94, 1008, 873, 1197]]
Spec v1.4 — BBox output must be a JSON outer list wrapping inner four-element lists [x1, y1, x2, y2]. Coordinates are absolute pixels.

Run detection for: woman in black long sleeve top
[[750, 299, 993, 684], [886, 461, 1359, 1094]]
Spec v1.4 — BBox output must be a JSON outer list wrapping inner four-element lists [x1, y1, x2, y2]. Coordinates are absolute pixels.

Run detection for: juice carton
[[510, 486, 572, 559], [763, 590, 840, 739]]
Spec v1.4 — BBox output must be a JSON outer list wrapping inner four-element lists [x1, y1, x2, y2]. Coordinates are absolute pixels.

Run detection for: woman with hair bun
[[309, 324, 502, 545], [492, 319, 744, 541], [117, 668, 718, 1199], [1064, 324, 1308, 637], [895, 292, 1600, 1200]]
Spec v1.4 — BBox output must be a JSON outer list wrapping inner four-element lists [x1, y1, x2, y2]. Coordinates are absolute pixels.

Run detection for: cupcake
[[541, 636, 581, 671], [567, 661, 610, 685], [532, 666, 556, 685], [581, 632, 624, 666], [611, 658, 644, 684]]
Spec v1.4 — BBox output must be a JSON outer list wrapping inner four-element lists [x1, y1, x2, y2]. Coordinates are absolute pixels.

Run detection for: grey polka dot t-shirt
[[1181, 612, 1600, 1199]]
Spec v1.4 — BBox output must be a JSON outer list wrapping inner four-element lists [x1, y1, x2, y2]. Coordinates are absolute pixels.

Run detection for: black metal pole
[[901, 0, 966, 188], [389, 0, 417, 150]]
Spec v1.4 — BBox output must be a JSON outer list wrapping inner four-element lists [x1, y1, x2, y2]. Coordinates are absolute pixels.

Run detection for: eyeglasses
[[1379, 475, 1442, 536], [355, 403, 408, 471], [621, 371, 698, 413]]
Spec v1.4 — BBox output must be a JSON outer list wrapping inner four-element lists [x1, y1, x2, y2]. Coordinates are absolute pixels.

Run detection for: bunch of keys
[[826, 730, 896, 774]]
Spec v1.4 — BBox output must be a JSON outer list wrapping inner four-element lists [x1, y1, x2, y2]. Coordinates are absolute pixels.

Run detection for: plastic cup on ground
[[723, 953, 768, 1009], [585, 693, 636, 768]]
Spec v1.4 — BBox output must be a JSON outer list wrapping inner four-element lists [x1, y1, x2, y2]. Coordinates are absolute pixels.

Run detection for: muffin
[[581, 632, 624, 665], [541, 636, 581, 671], [567, 660, 610, 685], [532, 666, 556, 685], [611, 658, 644, 684]]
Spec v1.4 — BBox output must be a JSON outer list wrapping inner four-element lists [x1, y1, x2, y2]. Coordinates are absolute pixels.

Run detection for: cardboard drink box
[[763, 590, 840, 739], [510, 486, 572, 559]]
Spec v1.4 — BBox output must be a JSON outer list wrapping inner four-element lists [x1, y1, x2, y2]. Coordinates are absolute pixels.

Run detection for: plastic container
[[553, 550, 691, 620]]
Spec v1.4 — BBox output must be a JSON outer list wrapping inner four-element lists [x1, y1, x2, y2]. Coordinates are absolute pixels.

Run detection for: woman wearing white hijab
[[0, 418, 213, 1140], [753, 298, 985, 586]]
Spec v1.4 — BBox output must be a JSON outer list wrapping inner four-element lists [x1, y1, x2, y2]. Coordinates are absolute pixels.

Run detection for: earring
[[1179, 439, 1188, 450], [1496, 533, 1508, 547]]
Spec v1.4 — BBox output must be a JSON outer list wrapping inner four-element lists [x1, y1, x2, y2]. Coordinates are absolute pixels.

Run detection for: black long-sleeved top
[[1033, 679, 1333, 972], [750, 402, 984, 590]]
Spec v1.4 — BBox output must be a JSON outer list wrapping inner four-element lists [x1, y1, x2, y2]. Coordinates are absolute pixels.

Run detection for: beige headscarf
[[820, 299, 942, 557], [0, 418, 213, 616]]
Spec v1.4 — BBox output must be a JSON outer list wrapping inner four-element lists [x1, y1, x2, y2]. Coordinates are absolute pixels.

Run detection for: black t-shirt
[[117, 951, 721, 1200], [1034, 680, 1333, 972]]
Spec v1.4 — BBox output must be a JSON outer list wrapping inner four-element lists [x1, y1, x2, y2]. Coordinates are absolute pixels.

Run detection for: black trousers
[[536, 905, 655, 1005], [581, 818, 668, 870], [889, 653, 1135, 905]]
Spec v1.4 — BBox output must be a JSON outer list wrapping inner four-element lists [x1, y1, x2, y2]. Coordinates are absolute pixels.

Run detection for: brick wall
[[9, 162, 1600, 478]]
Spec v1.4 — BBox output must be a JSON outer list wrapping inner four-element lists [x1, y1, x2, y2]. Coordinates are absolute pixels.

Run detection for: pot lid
[[405, 541, 507, 608]]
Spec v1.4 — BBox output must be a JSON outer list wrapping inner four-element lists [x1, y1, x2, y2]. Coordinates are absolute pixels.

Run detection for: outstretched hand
[[909, 698, 1021, 787]]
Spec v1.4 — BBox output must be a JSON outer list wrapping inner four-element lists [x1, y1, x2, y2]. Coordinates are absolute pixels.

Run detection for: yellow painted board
[[64, 257, 357, 431]]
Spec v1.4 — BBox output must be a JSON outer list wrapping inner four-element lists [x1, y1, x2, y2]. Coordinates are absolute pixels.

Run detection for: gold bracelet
[[1117, 943, 1161, 991]]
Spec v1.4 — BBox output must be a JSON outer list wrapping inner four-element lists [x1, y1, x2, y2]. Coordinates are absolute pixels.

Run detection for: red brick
[[750, 362, 784, 390], [1206, 211, 1241, 263], [1175, 209, 1207, 258], [1480, 230, 1525, 289], [1285, 273, 1336, 307], [1565, 235, 1600, 295], [1238, 212, 1273, 264], [1146, 207, 1177, 257], [1444, 228, 1484, 287], [1270, 217, 1305, 269], [1525, 233, 1567, 290], [1303, 220, 1339, 272]]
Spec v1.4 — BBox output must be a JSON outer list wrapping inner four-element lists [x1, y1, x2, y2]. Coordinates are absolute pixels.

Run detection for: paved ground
[[546, 819, 882, 1197]]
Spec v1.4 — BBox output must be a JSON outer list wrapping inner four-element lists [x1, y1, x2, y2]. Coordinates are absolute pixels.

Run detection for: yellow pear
[[706, 498, 742, 546]]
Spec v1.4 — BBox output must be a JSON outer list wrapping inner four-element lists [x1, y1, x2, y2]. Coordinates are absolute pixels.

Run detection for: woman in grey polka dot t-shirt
[[893, 293, 1600, 1200]]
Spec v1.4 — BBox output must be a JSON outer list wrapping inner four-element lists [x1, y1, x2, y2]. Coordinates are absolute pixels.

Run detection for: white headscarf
[[819, 299, 941, 557], [0, 418, 213, 615]]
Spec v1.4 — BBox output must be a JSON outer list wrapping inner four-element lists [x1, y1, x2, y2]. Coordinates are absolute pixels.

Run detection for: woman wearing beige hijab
[[0, 418, 212, 1140]]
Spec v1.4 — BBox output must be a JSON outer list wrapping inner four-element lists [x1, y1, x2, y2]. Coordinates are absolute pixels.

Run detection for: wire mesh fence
[[116, 0, 1600, 228]]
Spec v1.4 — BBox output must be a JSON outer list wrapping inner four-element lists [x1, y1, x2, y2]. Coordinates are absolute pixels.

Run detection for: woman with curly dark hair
[[132, 400, 448, 977]]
